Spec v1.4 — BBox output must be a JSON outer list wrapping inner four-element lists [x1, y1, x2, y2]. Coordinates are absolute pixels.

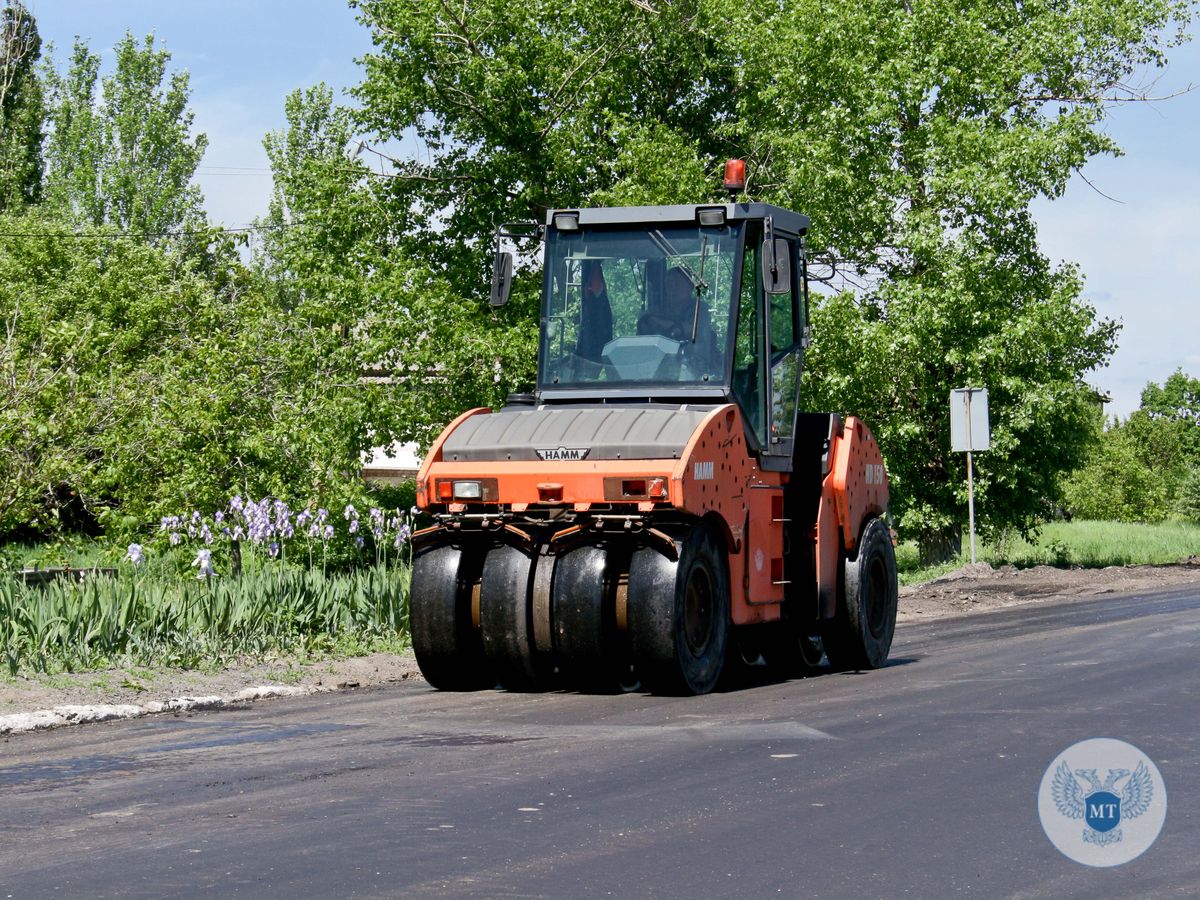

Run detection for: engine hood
[[440, 404, 715, 463]]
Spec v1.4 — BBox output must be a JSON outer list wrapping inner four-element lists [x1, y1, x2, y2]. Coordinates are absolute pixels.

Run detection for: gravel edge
[[0, 684, 331, 736]]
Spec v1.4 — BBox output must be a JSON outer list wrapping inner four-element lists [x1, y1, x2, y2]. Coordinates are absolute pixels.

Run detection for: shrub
[[1176, 467, 1200, 523]]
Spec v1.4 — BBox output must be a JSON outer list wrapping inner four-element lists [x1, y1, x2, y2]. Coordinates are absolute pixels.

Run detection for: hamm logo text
[[536, 447, 590, 461]]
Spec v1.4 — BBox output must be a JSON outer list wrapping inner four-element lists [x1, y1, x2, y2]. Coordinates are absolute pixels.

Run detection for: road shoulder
[[4, 562, 1198, 731]]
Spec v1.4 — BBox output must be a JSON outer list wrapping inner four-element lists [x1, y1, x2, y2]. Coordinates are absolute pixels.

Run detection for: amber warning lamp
[[723, 159, 747, 196]]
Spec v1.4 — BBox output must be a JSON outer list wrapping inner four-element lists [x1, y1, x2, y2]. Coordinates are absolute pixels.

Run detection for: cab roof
[[545, 203, 810, 238]]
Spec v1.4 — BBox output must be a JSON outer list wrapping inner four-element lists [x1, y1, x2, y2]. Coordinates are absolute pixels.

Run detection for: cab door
[[731, 227, 767, 448], [760, 235, 806, 472]]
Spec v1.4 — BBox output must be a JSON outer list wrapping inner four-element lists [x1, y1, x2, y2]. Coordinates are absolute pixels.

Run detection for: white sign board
[[950, 388, 990, 452]]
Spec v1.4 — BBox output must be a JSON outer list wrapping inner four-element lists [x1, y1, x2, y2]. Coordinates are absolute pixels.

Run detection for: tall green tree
[[259, 83, 540, 448], [727, 0, 1188, 558], [1140, 369, 1200, 461], [255, 85, 405, 475], [352, 0, 733, 287], [807, 249, 1117, 559], [0, 0, 43, 212], [1137, 369, 1200, 520], [44, 32, 207, 236], [349, 0, 1189, 559]]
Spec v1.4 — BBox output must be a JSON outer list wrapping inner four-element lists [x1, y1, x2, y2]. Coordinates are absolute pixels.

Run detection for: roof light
[[723, 159, 746, 195], [697, 207, 726, 227], [552, 212, 579, 231]]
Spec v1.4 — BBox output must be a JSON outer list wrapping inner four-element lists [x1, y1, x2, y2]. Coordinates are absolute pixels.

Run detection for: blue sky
[[27, 2, 1200, 418]]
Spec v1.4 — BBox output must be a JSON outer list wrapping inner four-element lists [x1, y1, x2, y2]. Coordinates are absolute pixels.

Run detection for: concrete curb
[[0, 684, 323, 736]]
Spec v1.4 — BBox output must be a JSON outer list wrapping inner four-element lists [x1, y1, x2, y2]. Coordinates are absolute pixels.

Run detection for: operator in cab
[[637, 266, 721, 373]]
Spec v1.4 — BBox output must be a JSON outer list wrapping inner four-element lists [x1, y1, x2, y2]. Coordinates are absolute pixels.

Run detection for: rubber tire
[[479, 543, 548, 691], [552, 544, 635, 692], [823, 517, 898, 671], [410, 542, 491, 690], [629, 523, 729, 695], [553, 544, 608, 687]]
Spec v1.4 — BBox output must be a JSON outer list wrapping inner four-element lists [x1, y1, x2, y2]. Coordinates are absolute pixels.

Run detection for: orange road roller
[[411, 175, 898, 695]]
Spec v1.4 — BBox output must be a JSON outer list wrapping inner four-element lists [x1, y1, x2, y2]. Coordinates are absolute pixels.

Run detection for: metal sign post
[[966, 419, 976, 565], [950, 388, 990, 564]]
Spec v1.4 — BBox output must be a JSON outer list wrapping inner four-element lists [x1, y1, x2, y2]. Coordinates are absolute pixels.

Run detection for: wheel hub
[[683, 567, 715, 655], [865, 554, 888, 637]]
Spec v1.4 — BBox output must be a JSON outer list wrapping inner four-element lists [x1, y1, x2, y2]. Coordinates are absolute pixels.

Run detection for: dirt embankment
[[898, 559, 1200, 622], [4, 561, 1198, 728]]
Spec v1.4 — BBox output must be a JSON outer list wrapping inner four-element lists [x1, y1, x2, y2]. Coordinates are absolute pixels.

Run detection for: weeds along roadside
[[896, 519, 1200, 586], [0, 495, 417, 677]]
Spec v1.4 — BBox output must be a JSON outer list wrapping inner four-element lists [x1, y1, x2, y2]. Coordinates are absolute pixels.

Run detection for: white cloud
[[1033, 159, 1200, 418]]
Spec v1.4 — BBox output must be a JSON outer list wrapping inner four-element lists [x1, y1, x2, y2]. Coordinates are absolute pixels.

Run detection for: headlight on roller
[[452, 481, 482, 500]]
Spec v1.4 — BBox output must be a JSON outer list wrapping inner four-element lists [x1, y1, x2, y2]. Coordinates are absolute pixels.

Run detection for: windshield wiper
[[649, 229, 709, 296], [648, 229, 709, 344], [690, 235, 711, 343]]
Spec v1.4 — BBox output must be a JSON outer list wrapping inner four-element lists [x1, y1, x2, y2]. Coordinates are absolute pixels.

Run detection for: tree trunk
[[918, 524, 961, 566]]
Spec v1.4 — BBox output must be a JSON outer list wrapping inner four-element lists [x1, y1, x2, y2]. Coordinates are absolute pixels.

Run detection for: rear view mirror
[[490, 250, 514, 307], [762, 238, 791, 294]]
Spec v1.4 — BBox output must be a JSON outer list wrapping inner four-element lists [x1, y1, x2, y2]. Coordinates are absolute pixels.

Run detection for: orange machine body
[[417, 404, 889, 628]]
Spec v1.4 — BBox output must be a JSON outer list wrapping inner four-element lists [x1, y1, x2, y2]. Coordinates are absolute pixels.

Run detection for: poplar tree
[[0, 0, 43, 211], [44, 32, 207, 236]]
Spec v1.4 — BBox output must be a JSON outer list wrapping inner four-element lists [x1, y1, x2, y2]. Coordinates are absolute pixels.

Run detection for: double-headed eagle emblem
[[1052, 760, 1155, 847]]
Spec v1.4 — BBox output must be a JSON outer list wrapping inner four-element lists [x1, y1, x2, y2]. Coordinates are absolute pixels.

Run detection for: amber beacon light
[[722, 159, 747, 195]]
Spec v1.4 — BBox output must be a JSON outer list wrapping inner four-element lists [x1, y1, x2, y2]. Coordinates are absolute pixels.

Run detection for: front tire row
[[409, 516, 898, 695]]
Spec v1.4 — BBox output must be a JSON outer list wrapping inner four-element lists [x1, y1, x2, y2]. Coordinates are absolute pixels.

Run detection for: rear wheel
[[410, 543, 491, 690], [824, 517, 898, 670], [629, 522, 729, 695]]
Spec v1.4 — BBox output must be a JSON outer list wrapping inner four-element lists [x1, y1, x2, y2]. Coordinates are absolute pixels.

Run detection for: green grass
[[897, 519, 1200, 585], [0, 538, 123, 573], [263, 667, 307, 685]]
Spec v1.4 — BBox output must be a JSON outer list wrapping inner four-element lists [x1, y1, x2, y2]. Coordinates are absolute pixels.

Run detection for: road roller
[[410, 162, 898, 695]]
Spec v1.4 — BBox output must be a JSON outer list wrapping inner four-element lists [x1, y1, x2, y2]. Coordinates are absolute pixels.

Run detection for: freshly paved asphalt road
[[2, 586, 1198, 899]]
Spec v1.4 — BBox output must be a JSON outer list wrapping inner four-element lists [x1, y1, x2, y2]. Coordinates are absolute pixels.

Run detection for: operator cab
[[494, 201, 812, 467]]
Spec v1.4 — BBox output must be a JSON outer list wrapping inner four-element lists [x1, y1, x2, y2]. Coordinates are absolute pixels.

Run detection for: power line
[[196, 165, 274, 176], [0, 219, 308, 240], [197, 165, 273, 172]]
